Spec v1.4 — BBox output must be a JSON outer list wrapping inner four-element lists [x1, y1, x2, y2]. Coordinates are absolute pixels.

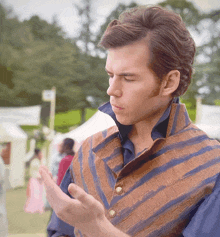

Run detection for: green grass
[[6, 186, 51, 235], [6, 168, 51, 235], [54, 108, 97, 132]]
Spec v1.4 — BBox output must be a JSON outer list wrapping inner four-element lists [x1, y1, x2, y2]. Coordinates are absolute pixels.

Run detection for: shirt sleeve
[[183, 173, 220, 237], [47, 166, 75, 237]]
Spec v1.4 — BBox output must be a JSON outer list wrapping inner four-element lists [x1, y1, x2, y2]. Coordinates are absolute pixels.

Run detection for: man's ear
[[160, 70, 180, 96]]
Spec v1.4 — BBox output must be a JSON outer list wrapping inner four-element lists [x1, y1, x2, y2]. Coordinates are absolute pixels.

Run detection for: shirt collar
[[98, 102, 132, 142], [98, 98, 179, 143]]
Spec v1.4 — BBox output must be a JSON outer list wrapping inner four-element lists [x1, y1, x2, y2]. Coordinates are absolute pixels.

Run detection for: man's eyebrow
[[105, 68, 136, 77]]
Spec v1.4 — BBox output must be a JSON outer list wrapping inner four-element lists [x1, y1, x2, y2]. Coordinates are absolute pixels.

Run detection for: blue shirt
[[47, 98, 220, 237], [99, 98, 176, 165]]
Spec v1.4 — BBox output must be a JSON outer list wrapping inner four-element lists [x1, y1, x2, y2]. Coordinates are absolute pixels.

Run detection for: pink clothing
[[24, 158, 44, 214], [57, 155, 74, 186], [24, 178, 44, 214]]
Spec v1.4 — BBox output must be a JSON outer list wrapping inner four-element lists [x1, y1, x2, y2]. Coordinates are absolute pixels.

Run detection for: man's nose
[[107, 77, 122, 97]]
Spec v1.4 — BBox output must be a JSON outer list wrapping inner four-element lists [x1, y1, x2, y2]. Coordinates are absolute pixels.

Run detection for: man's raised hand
[[39, 165, 107, 236]]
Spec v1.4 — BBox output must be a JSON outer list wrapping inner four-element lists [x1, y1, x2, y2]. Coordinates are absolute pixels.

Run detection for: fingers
[[68, 183, 95, 207], [40, 166, 71, 211], [39, 165, 52, 178], [39, 166, 53, 188]]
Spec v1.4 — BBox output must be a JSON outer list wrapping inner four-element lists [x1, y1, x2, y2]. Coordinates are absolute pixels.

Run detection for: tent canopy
[[53, 110, 116, 144], [0, 105, 41, 125], [195, 103, 220, 140], [0, 122, 27, 142], [48, 110, 116, 168], [0, 123, 27, 188], [196, 124, 220, 140]]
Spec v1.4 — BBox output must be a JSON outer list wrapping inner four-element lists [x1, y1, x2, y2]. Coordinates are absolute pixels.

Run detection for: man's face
[[105, 40, 167, 126]]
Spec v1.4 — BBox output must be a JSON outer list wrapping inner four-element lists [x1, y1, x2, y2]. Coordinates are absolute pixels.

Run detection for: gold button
[[109, 210, 116, 218], [115, 186, 123, 194]]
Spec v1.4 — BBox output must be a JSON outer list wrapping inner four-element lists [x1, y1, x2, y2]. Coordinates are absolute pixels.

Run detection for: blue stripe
[[92, 133, 118, 153], [149, 135, 209, 161], [127, 174, 218, 236], [175, 126, 202, 135], [88, 137, 110, 209], [183, 151, 220, 178], [77, 230, 83, 237], [147, 195, 203, 237], [79, 230, 83, 237], [104, 163, 116, 189], [70, 163, 76, 183], [110, 144, 219, 216], [77, 145, 88, 193], [170, 104, 180, 135], [184, 108, 190, 126], [112, 163, 123, 173], [103, 147, 121, 163], [102, 129, 108, 138], [131, 135, 210, 175], [111, 185, 166, 225]]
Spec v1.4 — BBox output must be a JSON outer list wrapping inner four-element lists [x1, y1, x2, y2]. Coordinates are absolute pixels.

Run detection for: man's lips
[[112, 104, 124, 110]]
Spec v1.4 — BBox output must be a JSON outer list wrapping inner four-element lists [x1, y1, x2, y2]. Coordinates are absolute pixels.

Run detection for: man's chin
[[116, 117, 133, 126]]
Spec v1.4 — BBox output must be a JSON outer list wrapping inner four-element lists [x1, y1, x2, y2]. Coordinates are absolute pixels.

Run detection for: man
[[40, 5, 220, 237]]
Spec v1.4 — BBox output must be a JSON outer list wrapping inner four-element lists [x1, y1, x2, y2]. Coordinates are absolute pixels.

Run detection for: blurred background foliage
[[0, 0, 219, 131]]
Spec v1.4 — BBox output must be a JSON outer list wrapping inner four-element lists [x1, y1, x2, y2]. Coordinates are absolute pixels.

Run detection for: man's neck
[[128, 103, 170, 156]]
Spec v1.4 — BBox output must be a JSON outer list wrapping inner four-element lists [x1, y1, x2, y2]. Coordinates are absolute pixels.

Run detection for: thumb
[[68, 183, 90, 205], [68, 183, 76, 197]]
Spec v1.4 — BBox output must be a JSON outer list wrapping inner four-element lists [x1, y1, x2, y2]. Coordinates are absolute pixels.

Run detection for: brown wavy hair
[[98, 6, 196, 97]]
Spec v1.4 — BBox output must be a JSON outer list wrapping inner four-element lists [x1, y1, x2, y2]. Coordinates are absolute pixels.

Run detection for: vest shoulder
[[81, 125, 118, 149]]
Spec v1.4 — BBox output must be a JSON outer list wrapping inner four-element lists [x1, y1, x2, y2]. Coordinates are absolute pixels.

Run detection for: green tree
[[0, 1, 109, 126], [0, 2, 23, 106], [24, 15, 65, 43], [194, 9, 220, 104], [72, 0, 110, 123], [73, 0, 95, 55], [159, 0, 201, 27]]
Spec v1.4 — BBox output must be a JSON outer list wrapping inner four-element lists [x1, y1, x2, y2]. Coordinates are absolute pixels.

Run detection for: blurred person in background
[[50, 141, 65, 183], [1, 142, 11, 190], [44, 141, 65, 211], [1, 142, 11, 165], [24, 148, 45, 214], [0, 153, 8, 237], [57, 138, 75, 186]]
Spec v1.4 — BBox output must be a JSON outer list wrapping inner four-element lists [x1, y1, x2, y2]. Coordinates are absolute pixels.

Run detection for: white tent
[[196, 124, 220, 140], [48, 110, 116, 169], [195, 98, 220, 140], [0, 122, 28, 188], [0, 105, 41, 125]]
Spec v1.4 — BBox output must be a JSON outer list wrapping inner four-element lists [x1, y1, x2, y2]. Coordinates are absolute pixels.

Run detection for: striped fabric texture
[[70, 103, 220, 237]]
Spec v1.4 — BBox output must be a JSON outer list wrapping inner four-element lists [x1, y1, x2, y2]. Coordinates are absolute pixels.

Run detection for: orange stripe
[[136, 184, 213, 237], [113, 161, 220, 233]]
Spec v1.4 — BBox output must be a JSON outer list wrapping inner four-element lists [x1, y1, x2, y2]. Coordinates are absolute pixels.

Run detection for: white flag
[[42, 90, 55, 102]]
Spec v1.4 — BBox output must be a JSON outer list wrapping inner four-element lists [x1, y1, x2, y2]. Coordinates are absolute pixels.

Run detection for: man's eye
[[124, 77, 134, 82]]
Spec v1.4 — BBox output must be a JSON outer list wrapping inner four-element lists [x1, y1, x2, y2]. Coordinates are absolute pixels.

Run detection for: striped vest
[[70, 103, 220, 237]]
